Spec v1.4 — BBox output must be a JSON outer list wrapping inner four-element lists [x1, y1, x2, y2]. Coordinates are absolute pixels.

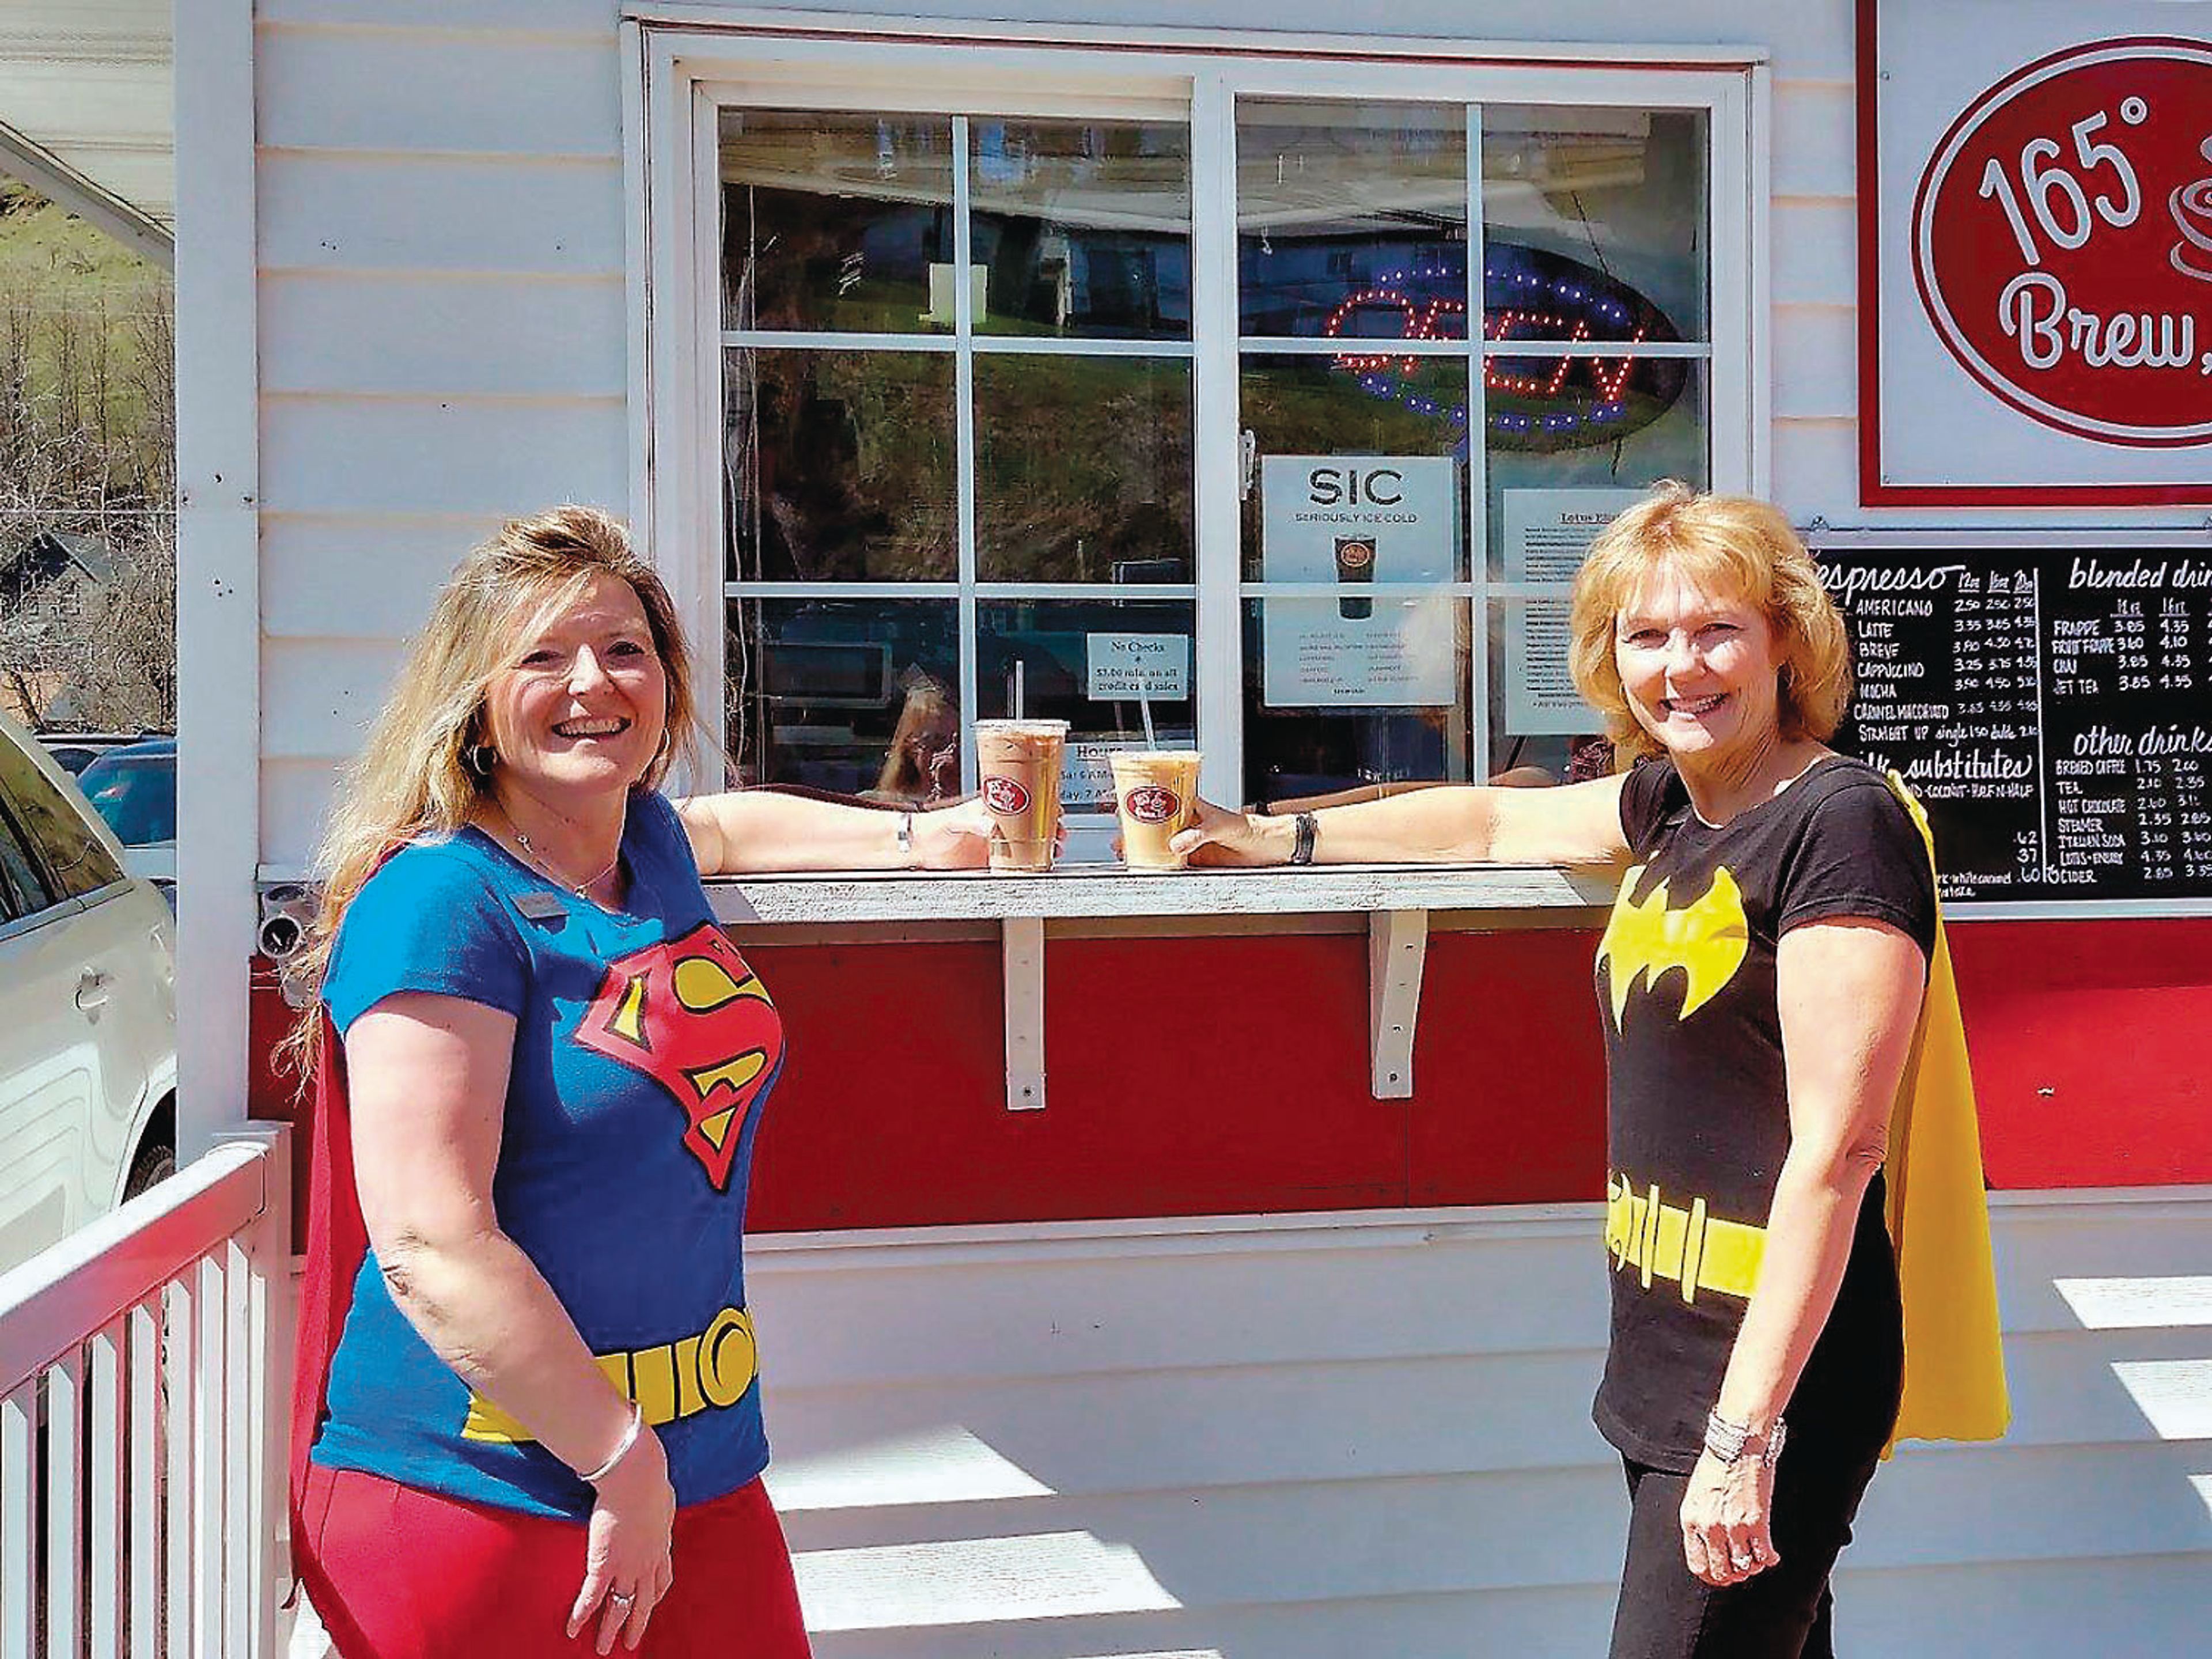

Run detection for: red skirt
[[294, 1463, 812, 1658]]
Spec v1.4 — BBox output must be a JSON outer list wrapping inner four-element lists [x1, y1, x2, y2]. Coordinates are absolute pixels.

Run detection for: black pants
[[1605, 1441, 1884, 1659]]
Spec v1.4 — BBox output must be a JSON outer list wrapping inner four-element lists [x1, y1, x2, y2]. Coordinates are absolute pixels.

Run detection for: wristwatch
[[1704, 1408, 1786, 1468]]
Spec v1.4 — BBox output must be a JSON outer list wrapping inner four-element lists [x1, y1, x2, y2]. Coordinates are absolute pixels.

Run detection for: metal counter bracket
[[1003, 916, 1046, 1111], [1368, 908, 1429, 1099]]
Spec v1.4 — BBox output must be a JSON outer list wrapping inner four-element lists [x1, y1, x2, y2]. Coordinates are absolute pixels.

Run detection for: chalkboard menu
[[1817, 546, 2212, 906]]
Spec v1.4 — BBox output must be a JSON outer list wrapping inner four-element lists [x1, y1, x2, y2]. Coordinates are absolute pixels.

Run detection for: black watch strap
[[1290, 811, 1319, 865]]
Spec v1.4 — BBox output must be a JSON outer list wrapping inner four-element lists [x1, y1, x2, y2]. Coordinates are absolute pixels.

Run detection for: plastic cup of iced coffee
[[1111, 749, 1202, 873], [974, 719, 1069, 873]]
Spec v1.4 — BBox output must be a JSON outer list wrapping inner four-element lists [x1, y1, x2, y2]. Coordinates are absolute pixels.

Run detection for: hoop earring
[[650, 729, 672, 772], [463, 743, 498, 779]]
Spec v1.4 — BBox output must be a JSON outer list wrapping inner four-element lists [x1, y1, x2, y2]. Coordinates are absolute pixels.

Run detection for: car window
[[0, 810, 41, 922], [0, 728, 124, 900]]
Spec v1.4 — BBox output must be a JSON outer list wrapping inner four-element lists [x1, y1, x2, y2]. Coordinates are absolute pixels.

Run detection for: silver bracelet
[[577, 1400, 643, 1485], [1703, 1408, 1786, 1468], [896, 810, 916, 865]]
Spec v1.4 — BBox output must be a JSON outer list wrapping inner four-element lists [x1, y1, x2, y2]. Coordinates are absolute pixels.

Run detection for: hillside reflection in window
[[974, 355, 1192, 583], [725, 599, 958, 798], [725, 348, 956, 582], [720, 111, 952, 334], [970, 119, 1191, 339], [1237, 101, 1468, 339]]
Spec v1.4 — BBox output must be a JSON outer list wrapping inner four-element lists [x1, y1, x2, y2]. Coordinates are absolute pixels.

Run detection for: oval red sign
[[982, 775, 1031, 816], [1124, 785, 1180, 825], [1912, 38, 2212, 447]]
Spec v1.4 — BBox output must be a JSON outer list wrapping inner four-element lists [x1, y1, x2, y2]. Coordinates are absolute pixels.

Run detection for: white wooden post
[[172, 0, 262, 1164]]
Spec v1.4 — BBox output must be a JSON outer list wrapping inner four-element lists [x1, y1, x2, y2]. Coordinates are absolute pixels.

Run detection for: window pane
[[1480, 358, 1707, 577], [725, 347, 957, 582], [1482, 107, 1708, 341], [970, 120, 1191, 340], [1242, 597, 1471, 808], [978, 599, 1195, 810], [1484, 592, 1615, 784], [1241, 354, 1470, 581], [1237, 100, 1468, 339], [975, 354, 1193, 583], [720, 111, 953, 334], [0, 735, 122, 901], [0, 810, 46, 918], [725, 599, 959, 798]]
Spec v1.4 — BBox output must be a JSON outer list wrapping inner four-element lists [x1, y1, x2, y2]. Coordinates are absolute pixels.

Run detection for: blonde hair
[[279, 505, 696, 1075], [872, 674, 956, 802], [1567, 482, 1850, 766]]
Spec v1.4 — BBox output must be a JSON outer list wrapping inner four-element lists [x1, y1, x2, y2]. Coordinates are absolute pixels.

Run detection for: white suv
[[0, 711, 178, 1276]]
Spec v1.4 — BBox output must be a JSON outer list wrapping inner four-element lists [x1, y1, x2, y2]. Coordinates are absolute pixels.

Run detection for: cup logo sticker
[[1911, 41, 2212, 446], [983, 775, 1032, 816], [1124, 785, 1180, 824], [1337, 539, 1376, 571]]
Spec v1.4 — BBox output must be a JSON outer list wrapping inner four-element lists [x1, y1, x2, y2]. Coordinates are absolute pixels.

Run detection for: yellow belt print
[[1605, 1174, 1766, 1304], [461, 1305, 759, 1444]]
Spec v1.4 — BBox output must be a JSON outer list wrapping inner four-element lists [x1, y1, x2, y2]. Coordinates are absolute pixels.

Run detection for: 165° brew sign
[[1862, 6, 2212, 502]]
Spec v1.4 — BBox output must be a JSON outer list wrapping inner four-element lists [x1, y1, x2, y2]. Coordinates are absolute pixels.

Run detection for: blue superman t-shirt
[[312, 790, 786, 1520]]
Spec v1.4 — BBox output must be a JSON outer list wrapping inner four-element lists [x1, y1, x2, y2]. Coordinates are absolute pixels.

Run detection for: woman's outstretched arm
[[1169, 771, 1633, 869], [674, 789, 993, 875]]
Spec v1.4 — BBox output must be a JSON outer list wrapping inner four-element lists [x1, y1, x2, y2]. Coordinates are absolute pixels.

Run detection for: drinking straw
[[1014, 660, 1025, 719], [1138, 694, 1157, 748]]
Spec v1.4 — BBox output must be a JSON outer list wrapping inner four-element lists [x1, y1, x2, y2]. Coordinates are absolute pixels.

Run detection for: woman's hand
[[1167, 800, 1294, 867], [1679, 1450, 1779, 1588], [912, 796, 995, 869], [568, 1427, 677, 1654]]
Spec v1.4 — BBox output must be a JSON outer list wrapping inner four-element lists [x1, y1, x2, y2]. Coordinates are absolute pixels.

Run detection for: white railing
[[0, 1127, 293, 1659]]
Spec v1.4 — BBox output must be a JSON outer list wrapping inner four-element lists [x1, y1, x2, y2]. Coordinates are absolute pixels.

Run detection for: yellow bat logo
[[1597, 865, 1749, 1027]]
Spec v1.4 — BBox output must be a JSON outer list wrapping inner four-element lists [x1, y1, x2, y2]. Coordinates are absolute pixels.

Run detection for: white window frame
[[623, 10, 1767, 813]]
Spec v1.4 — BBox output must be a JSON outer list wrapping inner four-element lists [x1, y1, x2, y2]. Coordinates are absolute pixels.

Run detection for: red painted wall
[[246, 918, 2212, 1234]]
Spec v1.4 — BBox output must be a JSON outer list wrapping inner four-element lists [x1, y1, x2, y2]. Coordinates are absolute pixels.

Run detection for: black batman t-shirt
[[1590, 753, 1937, 1471]]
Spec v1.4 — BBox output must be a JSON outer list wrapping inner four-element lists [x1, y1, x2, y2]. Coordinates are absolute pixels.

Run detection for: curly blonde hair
[[279, 505, 696, 1074], [1567, 483, 1850, 766]]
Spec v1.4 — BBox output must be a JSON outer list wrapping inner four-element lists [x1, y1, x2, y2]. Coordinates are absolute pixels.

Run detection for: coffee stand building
[[42, 0, 2206, 1648]]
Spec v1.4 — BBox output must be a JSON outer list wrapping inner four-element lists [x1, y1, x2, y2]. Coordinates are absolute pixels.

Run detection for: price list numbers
[[2045, 556, 2212, 895], [2062, 741, 2212, 887], [2154, 747, 2212, 886], [2155, 597, 2195, 694], [1951, 568, 2040, 725], [1825, 545, 2212, 905]]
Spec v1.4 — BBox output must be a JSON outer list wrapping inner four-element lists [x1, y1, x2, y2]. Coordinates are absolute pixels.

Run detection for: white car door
[[0, 725, 175, 1275]]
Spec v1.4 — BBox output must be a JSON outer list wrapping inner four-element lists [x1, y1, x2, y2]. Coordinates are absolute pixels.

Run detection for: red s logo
[[574, 923, 785, 1191]]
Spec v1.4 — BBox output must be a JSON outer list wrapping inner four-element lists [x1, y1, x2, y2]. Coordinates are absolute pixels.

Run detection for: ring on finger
[[608, 1590, 635, 1612]]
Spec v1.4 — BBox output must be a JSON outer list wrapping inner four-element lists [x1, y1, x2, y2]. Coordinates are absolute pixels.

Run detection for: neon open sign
[[1321, 244, 1688, 451]]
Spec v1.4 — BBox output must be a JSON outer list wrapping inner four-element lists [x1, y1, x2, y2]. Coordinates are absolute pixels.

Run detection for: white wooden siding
[[744, 1195, 2212, 1657], [254, 1, 635, 860]]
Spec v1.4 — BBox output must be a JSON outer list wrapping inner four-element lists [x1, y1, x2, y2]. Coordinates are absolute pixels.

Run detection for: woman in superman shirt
[[283, 506, 993, 1657]]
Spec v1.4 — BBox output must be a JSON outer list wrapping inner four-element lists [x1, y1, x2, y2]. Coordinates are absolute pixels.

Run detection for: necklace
[[501, 817, 622, 897]]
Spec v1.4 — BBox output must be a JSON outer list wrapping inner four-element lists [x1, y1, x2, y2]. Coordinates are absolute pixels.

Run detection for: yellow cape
[[1880, 774, 2011, 1453]]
